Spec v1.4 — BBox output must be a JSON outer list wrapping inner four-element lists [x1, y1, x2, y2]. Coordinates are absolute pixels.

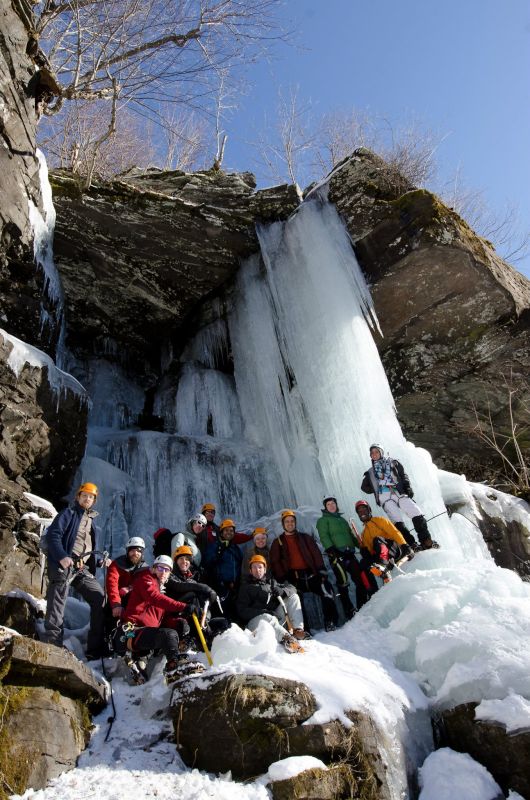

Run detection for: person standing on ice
[[203, 519, 243, 621], [355, 500, 414, 579], [43, 481, 107, 659], [241, 527, 271, 577], [106, 537, 149, 621], [237, 555, 307, 652], [170, 514, 206, 567], [196, 502, 220, 552], [316, 497, 377, 617], [361, 444, 438, 550], [114, 554, 203, 682], [270, 510, 339, 632]]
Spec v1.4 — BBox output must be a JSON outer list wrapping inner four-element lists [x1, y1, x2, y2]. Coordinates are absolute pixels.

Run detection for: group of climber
[[41, 443, 438, 681]]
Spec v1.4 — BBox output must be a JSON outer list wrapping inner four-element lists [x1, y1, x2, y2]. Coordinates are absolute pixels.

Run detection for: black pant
[[329, 549, 378, 611], [113, 625, 180, 661], [288, 570, 338, 627]]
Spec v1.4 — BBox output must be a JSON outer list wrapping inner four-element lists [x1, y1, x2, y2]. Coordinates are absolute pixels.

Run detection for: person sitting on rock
[[203, 518, 243, 621], [361, 444, 438, 550], [165, 545, 230, 647], [355, 500, 414, 581], [270, 509, 338, 632], [241, 527, 271, 578], [106, 536, 149, 622], [237, 555, 307, 653], [171, 514, 206, 568], [316, 496, 378, 618], [43, 481, 107, 660], [114, 555, 203, 683]]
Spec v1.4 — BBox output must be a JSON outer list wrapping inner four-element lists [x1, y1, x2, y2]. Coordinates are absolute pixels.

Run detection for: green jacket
[[316, 511, 358, 551]]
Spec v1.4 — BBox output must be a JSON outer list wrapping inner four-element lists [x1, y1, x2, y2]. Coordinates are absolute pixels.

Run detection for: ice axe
[[277, 596, 293, 633], [191, 612, 213, 666]]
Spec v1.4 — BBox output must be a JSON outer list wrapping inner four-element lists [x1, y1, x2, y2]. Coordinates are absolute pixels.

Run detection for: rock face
[[439, 702, 530, 798], [0, 331, 88, 505], [170, 672, 390, 797], [50, 168, 300, 376], [328, 149, 530, 483], [0, 0, 61, 356]]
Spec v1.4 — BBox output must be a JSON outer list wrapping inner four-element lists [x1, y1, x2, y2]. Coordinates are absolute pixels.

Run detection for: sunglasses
[[154, 565, 171, 573]]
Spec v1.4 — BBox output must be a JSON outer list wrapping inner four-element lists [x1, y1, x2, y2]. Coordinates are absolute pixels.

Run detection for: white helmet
[[126, 537, 145, 550], [188, 513, 207, 527], [153, 555, 173, 569]]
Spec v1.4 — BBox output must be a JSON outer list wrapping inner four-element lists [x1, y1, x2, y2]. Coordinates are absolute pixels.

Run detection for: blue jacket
[[46, 502, 98, 570], [203, 539, 242, 586]]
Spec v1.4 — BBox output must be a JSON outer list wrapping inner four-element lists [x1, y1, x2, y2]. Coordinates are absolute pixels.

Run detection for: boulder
[[0, 596, 39, 637], [0, 684, 92, 795], [170, 673, 389, 796], [439, 702, 530, 798], [0, 630, 107, 710], [268, 764, 359, 800], [328, 149, 530, 483]]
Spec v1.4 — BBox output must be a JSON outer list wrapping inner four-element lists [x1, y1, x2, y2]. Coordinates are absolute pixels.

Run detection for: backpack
[[152, 528, 173, 558]]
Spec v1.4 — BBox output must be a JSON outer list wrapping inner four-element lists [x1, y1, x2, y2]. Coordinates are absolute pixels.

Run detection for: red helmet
[[355, 500, 371, 512]]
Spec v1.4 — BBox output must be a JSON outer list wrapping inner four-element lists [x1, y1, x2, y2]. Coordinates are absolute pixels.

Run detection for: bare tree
[[34, 0, 286, 118], [254, 86, 317, 185], [467, 373, 530, 500]]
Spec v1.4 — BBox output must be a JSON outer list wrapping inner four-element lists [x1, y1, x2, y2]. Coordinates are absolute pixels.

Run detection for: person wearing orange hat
[[241, 526, 271, 577], [270, 510, 339, 633], [237, 555, 307, 652], [202, 518, 243, 621], [43, 481, 107, 659]]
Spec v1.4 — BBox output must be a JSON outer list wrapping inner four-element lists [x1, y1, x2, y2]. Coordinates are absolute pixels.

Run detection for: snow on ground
[[418, 748, 503, 800], [12, 549, 530, 800]]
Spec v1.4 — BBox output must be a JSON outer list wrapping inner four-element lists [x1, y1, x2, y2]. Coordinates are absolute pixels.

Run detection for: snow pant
[[329, 548, 378, 614], [247, 613, 291, 642], [44, 561, 105, 655], [112, 624, 180, 662], [288, 569, 338, 628], [378, 491, 430, 545]]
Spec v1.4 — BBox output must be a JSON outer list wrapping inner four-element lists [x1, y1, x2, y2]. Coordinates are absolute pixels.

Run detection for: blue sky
[[222, 0, 530, 278]]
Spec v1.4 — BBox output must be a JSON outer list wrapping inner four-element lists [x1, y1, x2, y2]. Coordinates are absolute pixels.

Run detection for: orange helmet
[[220, 518, 236, 531], [77, 482, 98, 498], [249, 554, 267, 567], [173, 545, 194, 560], [281, 509, 296, 521], [202, 503, 216, 512], [252, 527, 267, 538]]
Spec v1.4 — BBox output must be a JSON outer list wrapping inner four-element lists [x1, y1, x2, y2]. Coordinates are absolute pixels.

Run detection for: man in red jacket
[[270, 510, 338, 632], [113, 555, 203, 683], [106, 537, 149, 620]]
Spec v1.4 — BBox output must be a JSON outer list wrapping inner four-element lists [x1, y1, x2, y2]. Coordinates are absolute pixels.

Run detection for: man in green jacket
[[316, 497, 377, 617]]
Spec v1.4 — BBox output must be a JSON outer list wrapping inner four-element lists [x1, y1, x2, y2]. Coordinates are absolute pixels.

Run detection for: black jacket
[[237, 575, 296, 624], [361, 459, 413, 506]]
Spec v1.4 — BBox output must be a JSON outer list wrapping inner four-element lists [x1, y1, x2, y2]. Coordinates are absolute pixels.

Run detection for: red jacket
[[122, 571, 187, 628], [270, 531, 325, 582], [106, 555, 148, 608]]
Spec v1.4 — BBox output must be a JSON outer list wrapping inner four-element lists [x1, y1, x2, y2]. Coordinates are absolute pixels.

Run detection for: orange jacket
[[361, 517, 406, 555]]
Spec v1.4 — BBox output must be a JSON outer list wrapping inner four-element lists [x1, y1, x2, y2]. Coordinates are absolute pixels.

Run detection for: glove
[[270, 585, 282, 598], [209, 590, 217, 604], [184, 598, 201, 618]]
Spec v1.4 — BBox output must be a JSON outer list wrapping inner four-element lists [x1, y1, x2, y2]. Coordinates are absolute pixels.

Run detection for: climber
[[166, 545, 230, 647], [241, 527, 271, 577], [361, 444, 438, 549], [316, 496, 378, 618], [170, 514, 206, 568], [355, 500, 414, 579], [202, 518, 244, 621], [114, 554, 203, 683], [106, 537, 149, 620], [269, 510, 339, 632], [237, 555, 307, 653], [43, 481, 108, 660], [196, 502, 220, 552]]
